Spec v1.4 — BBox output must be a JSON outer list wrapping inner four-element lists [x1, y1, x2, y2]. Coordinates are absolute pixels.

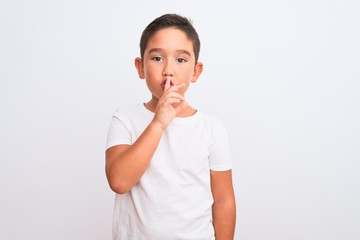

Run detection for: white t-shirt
[[106, 104, 231, 240]]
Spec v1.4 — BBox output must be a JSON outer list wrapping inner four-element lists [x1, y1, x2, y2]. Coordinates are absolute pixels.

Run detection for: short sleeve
[[208, 117, 232, 171], [105, 109, 133, 150]]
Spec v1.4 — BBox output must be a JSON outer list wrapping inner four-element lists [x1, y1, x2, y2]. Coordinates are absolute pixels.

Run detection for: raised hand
[[153, 78, 187, 129]]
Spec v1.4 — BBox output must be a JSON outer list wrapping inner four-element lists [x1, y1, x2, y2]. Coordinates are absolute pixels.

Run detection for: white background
[[1, 0, 359, 239]]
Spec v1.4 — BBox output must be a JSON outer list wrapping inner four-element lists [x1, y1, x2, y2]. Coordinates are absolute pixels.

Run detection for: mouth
[[160, 79, 174, 88]]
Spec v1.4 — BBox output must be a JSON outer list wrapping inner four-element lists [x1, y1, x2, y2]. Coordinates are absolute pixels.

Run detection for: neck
[[144, 96, 197, 117]]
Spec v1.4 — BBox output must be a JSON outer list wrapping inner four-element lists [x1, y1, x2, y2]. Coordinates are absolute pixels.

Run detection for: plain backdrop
[[1, 0, 359, 239]]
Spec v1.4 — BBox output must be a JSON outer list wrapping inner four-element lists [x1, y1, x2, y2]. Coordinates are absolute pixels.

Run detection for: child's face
[[135, 27, 203, 99]]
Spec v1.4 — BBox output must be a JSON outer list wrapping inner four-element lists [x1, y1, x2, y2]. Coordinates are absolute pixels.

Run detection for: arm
[[105, 120, 164, 194], [211, 170, 236, 240], [105, 80, 186, 194]]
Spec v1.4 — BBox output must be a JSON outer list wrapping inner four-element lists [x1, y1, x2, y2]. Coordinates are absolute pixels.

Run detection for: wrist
[[149, 119, 167, 132]]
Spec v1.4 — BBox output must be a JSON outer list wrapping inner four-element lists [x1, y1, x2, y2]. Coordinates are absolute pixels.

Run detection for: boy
[[105, 14, 236, 239]]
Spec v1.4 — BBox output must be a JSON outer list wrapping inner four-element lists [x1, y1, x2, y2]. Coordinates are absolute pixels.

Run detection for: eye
[[151, 56, 163, 62], [176, 57, 187, 63]]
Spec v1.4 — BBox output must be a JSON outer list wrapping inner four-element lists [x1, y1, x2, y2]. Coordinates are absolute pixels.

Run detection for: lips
[[161, 79, 174, 88]]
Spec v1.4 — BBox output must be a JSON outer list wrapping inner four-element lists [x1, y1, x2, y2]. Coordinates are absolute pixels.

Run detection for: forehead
[[145, 28, 194, 54]]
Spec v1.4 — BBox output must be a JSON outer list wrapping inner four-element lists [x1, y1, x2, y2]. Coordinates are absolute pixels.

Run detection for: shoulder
[[197, 111, 229, 143], [200, 111, 227, 131]]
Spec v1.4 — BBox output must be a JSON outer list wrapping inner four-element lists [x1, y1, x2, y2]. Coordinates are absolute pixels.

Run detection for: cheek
[[144, 65, 162, 78], [186, 70, 196, 81], [179, 82, 191, 95]]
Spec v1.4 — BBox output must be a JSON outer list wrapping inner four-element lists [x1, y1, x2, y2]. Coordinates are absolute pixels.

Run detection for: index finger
[[164, 78, 171, 91]]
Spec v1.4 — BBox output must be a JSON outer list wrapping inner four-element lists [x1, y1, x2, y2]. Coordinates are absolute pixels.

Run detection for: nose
[[162, 60, 174, 77]]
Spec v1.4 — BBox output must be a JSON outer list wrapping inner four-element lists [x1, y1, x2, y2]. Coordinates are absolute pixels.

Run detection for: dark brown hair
[[139, 14, 201, 63]]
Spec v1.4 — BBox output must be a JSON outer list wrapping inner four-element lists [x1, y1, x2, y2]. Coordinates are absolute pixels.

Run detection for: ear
[[134, 57, 145, 79], [191, 62, 203, 83]]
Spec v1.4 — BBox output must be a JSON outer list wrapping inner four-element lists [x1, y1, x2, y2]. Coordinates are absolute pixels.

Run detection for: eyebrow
[[148, 48, 192, 57]]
